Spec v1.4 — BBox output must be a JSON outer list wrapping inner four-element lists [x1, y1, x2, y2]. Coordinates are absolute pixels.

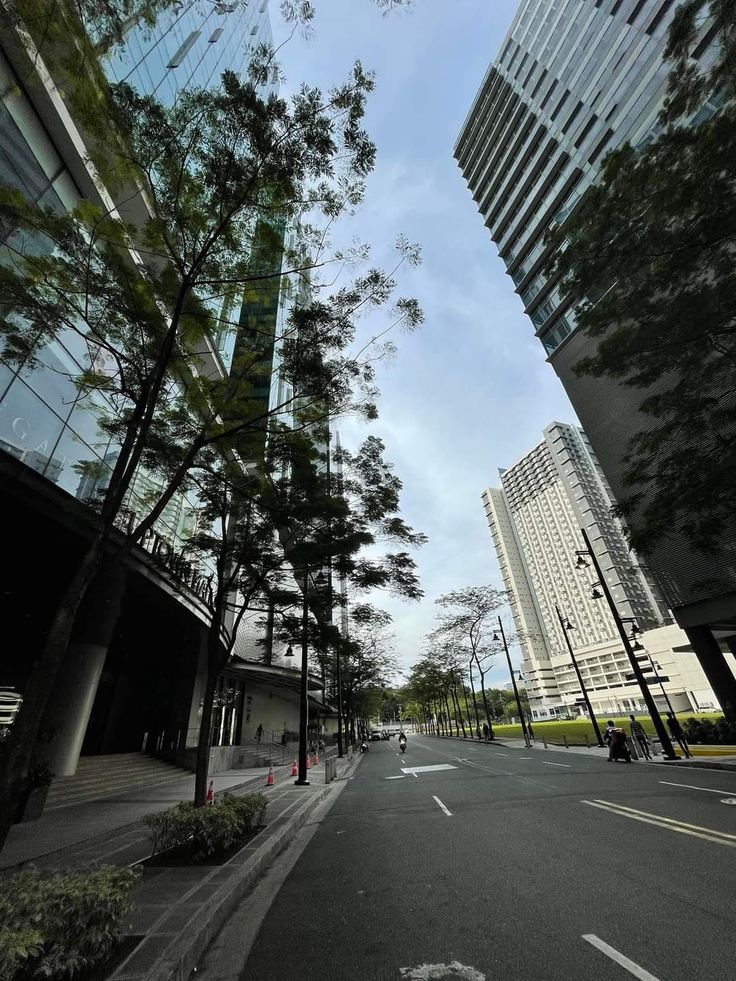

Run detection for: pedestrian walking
[[666, 713, 693, 758], [482, 722, 490, 741], [318, 737, 325, 754], [255, 723, 264, 744], [527, 722, 534, 741], [628, 715, 651, 759], [476, 724, 482, 740]]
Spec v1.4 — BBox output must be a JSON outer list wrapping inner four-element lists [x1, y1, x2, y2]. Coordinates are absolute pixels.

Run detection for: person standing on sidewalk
[[629, 715, 652, 759], [666, 713, 693, 758], [255, 723, 264, 744]]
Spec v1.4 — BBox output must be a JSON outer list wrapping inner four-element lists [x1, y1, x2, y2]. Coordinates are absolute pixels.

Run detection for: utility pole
[[555, 604, 604, 747], [496, 617, 531, 749], [578, 527, 676, 759]]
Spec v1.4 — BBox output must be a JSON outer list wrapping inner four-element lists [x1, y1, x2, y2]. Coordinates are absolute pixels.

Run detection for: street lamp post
[[494, 617, 531, 749], [576, 527, 677, 759], [295, 567, 311, 786], [555, 604, 604, 747]]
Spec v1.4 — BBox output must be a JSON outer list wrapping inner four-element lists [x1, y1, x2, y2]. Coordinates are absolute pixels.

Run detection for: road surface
[[221, 735, 736, 980]]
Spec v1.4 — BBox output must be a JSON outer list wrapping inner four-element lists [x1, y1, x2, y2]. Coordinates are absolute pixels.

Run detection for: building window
[[166, 31, 200, 69]]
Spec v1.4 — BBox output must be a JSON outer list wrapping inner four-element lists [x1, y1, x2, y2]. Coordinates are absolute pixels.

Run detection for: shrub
[[683, 716, 736, 744], [143, 792, 268, 861], [0, 865, 139, 981]]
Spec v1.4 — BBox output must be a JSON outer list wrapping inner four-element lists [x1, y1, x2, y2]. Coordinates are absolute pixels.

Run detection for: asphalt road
[[240, 735, 736, 981]]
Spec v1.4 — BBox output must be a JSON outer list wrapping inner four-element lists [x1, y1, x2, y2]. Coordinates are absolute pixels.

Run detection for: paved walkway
[[0, 760, 303, 870]]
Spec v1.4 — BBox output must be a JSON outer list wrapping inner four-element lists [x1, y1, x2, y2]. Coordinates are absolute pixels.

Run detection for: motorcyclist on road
[[398, 730, 407, 752]]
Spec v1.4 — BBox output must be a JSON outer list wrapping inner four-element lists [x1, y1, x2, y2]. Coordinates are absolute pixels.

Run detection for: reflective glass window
[[0, 376, 67, 473]]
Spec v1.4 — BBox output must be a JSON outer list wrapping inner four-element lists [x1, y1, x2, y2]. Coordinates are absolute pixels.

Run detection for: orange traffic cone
[[266, 766, 275, 787], [205, 780, 214, 805], [314, 751, 320, 765], [290, 758, 298, 777], [306, 753, 311, 770]]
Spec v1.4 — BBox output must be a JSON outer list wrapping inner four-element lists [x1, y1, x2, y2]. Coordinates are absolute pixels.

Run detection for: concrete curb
[[657, 758, 736, 773], [112, 752, 362, 981]]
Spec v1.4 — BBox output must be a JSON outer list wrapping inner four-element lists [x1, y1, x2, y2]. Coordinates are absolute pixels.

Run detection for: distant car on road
[[369, 730, 382, 741]]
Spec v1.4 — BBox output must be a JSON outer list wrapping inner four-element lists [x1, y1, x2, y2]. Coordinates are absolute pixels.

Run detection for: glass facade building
[[104, 0, 274, 105], [454, 0, 719, 358], [0, 1, 275, 564]]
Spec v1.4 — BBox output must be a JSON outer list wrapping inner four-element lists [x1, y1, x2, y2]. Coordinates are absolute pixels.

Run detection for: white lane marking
[[542, 761, 571, 767], [432, 795, 452, 817], [583, 934, 661, 981], [400, 962, 485, 980], [494, 753, 509, 757], [582, 799, 736, 847], [519, 757, 534, 759], [722, 798, 736, 805], [401, 764, 458, 775], [385, 775, 406, 780], [660, 780, 736, 796]]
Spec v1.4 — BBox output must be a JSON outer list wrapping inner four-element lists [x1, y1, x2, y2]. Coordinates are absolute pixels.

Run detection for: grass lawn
[[487, 712, 725, 744]]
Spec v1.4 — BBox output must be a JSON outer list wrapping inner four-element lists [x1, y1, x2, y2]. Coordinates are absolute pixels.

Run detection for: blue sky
[[275, 1, 578, 686]]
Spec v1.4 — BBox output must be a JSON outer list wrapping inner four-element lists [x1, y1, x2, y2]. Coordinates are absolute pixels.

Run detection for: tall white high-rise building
[[457, 0, 736, 715], [482, 422, 717, 719]]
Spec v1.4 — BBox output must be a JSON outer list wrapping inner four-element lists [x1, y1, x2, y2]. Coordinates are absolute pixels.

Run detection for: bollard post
[[628, 736, 639, 760], [331, 758, 336, 781], [543, 737, 547, 748], [325, 760, 331, 784], [585, 733, 590, 748], [563, 735, 568, 748]]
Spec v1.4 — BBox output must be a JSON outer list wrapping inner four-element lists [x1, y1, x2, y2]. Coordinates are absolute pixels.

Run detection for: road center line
[[660, 780, 736, 796], [432, 795, 452, 817], [583, 934, 661, 981], [542, 761, 571, 767]]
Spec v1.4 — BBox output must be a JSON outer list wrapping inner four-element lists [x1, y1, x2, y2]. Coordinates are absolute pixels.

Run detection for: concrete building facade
[[457, 0, 736, 714], [483, 422, 729, 718]]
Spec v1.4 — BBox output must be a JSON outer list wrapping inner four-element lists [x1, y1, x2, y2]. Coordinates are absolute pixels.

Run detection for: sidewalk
[[1, 762, 293, 871], [1, 750, 359, 981], [428, 732, 736, 771]]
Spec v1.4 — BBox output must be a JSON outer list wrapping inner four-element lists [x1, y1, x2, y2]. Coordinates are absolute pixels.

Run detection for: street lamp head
[[631, 640, 645, 652], [492, 632, 499, 642], [564, 619, 575, 631], [285, 644, 294, 657], [591, 587, 603, 600], [631, 623, 642, 635], [575, 555, 590, 569]]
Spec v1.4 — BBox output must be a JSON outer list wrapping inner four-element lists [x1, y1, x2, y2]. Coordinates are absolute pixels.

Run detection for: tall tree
[[551, 1, 736, 556], [429, 585, 506, 738], [0, 35, 422, 845]]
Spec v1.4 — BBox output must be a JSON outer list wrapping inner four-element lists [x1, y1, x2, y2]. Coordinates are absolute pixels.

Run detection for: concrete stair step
[[46, 772, 187, 809], [46, 755, 191, 809]]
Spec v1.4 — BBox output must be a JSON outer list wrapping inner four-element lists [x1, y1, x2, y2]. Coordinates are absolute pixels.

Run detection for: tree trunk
[[0, 532, 105, 853], [467, 664, 481, 736], [450, 685, 466, 738], [194, 664, 219, 807], [194, 598, 228, 806], [478, 673, 495, 740], [443, 694, 453, 736], [461, 683, 474, 737]]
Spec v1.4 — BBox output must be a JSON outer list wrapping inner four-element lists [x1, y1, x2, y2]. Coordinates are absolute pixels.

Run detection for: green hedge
[[0, 865, 139, 981], [144, 792, 268, 862], [683, 716, 736, 745]]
